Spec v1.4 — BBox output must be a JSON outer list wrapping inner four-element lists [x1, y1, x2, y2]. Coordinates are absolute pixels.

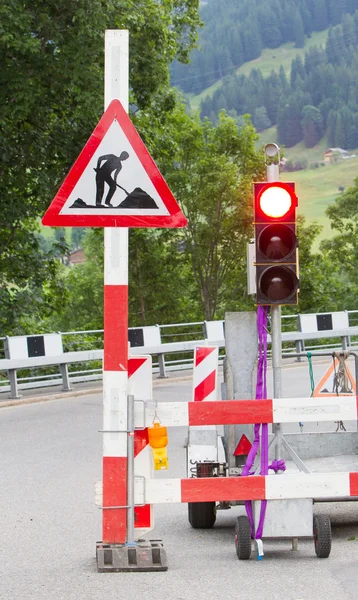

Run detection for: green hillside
[[188, 29, 329, 112], [257, 129, 358, 242]]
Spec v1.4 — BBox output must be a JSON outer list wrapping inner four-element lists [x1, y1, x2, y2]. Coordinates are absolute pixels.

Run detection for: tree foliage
[[163, 108, 265, 319], [171, 0, 358, 94], [198, 7, 358, 149], [0, 0, 201, 335]]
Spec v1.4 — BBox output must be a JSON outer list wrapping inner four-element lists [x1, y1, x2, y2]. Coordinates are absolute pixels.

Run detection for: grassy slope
[[188, 30, 329, 111], [257, 129, 358, 243], [281, 156, 358, 241]]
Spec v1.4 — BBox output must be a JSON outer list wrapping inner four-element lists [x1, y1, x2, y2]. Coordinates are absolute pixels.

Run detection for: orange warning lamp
[[148, 422, 169, 470]]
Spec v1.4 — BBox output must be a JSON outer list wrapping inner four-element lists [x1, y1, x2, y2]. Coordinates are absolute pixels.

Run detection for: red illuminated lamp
[[254, 182, 297, 222]]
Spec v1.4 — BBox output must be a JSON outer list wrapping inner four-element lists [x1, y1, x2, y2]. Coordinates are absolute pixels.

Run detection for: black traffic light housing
[[254, 181, 299, 305]]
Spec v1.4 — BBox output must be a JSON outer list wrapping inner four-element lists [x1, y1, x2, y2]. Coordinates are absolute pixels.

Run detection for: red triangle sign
[[233, 434, 252, 456], [42, 100, 187, 229]]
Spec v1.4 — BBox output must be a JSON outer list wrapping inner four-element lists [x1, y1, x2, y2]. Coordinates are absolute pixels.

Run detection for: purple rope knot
[[269, 459, 286, 473]]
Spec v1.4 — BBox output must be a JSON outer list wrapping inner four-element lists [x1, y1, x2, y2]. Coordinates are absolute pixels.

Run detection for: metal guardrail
[[0, 340, 225, 399], [2, 311, 358, 399]]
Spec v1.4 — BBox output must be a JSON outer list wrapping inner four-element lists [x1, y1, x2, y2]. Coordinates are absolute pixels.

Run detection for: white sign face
[[59, 120, 170, 217]]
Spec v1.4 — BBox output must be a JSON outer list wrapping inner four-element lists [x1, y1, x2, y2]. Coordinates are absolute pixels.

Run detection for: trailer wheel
[[314, 514, 332, 558], [188, 502, 216, 529], [235, 515, 252, 560]]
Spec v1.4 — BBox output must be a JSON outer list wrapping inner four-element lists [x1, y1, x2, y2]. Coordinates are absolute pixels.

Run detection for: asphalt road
[[1, 362, 358, 600]]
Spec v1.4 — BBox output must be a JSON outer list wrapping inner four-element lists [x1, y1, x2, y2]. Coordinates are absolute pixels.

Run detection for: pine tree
[[335, 112, 346, 148], [301, 105, 324, 147], [313, 0, 329, 31], [294, 12, 305, 48], [258, 5, 282, 48], [327, 110, 338, 146], [342, 13, 357, 47], [328, 0, 347, 26], [277, 97, 303, 147], [253, 106, 272, 131]]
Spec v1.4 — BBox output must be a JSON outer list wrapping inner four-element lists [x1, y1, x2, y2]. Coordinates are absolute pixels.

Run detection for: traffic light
[[254, 181, 299, 305]]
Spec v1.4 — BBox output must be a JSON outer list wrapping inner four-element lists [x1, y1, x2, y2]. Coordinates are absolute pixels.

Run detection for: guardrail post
[[8, 369, 20, 399], [295, 340, 302, 362], [157, 353, 167, 378], [59, 363, 72, 391], [341, 336, 349, 351]]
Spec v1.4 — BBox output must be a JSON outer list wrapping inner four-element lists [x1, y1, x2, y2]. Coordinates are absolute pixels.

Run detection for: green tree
[[334, 111, 347, 148], [277, 97, 303, 147], [321, 178, 358, 299], [301, 105, 323, 147], [253, 106, 272, 131], [0, 0, 201, 336], [292, 217, 351, 314], [294, 12, 305, 48], [163, 107, 265, 319]]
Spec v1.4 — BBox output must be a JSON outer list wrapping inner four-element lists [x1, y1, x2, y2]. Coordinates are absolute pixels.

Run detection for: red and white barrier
[[137, 396, 358, 428], [134, 472, 358, 504], [102, 267, 129, 544], [187, 346, 225, 470], [98, 393, 358, 517], [192, 346, 218, 402], [97, 355, 154, 540]]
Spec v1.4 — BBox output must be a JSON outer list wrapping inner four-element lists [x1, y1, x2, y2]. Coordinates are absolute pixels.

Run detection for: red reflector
[[233, 434, 252, 456]]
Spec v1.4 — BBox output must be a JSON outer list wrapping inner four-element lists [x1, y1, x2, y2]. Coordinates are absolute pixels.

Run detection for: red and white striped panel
[[134, 472, 358, 504], [137, 396, 358, 428], [192, 346, 219, 402], [188, 345, 224, 468], [130, 356, 154, 538], [98, 355, 154, 540], [102, 270, 129, 544]]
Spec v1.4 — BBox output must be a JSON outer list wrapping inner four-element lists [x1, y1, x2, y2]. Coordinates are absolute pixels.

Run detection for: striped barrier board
[[101, 355, 154, 542], [135, 396, 358, 428], [187, 346, 225, 469], [96, 395, 358, 513], [134, 472, 358, 505]]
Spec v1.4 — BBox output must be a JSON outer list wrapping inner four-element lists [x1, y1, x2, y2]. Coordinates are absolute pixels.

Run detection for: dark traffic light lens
[[258, 224, 297, 261], [259, 266, 299, 302]]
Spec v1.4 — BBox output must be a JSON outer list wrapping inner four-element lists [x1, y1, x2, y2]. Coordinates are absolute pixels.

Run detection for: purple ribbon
[[242, 306, 269, 539], [269, 460, 286, 473]]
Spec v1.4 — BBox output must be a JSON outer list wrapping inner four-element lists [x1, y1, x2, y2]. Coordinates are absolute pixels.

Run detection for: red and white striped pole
[[102, 30, 129, 545]]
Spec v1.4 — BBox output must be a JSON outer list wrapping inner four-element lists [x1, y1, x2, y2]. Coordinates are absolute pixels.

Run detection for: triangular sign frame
[[313, 358, 356, 397], [42, 99, 187, 228]]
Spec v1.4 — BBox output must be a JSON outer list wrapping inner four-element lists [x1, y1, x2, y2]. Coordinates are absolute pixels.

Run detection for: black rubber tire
[[314, 514, 332, 558], [188, 502, 216, 529], [235, 515, 252, 560]]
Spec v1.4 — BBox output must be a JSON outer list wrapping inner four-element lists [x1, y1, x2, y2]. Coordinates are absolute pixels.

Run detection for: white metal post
[[102, 30, 130, 545]]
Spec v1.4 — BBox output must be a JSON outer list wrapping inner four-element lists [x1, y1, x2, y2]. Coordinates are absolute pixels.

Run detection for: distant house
[[324, 148, 348, 164], [68, 248, 86, 266]]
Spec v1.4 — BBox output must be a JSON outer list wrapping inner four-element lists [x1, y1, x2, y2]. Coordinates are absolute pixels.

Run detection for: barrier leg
[[59, 363, 72, 392], [96, 393, 167, 572], [292, 538, 298, 551], [8, 369, 21, 399]]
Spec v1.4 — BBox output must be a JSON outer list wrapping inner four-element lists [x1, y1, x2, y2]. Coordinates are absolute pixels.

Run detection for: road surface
[[1, 361, 358, 599]]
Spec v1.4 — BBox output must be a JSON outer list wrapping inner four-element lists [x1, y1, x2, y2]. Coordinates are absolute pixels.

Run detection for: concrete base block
[[96, 539, 168, 572]]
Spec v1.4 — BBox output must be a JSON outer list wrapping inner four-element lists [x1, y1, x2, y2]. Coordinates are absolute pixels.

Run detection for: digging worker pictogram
[[94, 151, 130, 207]]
